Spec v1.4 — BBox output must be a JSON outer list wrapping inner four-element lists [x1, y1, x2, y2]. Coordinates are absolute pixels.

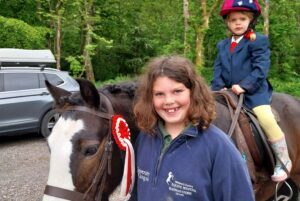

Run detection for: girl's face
[[227, 12, 251, 37], [152, 76, 191, 132]]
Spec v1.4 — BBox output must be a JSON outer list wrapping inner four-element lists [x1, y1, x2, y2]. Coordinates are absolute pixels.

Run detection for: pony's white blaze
[[43, 117, 84, 201]]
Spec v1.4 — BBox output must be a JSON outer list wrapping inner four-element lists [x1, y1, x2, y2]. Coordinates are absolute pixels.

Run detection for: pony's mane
[[99, 81, 138, 99]]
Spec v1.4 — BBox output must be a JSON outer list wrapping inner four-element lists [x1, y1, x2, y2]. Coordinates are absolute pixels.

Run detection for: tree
[[0, 0, 298, 84], [48, 0, 66, 70], [183, 0, 190, 55], [262, 0, 269, 35], [193, 0, 222, 69], [82, 0, 95, 82], [54, 0, 64, 70], [37, 0, 69, 69]]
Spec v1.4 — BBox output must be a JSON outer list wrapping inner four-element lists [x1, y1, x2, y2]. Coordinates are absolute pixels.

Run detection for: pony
[[43, 79, 139, 201], [43, 79, 300, 201], [213, 92, 300, 200]]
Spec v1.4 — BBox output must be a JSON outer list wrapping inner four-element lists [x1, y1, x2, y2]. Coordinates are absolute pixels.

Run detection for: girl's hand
[[231, 84, 245, 95]]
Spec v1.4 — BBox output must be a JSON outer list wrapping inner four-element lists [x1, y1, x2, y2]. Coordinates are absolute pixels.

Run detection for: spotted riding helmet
[[220, 0, 261, 17]]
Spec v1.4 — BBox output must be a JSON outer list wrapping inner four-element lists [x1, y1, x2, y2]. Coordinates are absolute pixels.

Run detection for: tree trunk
[[262, 0, 269, 36], [194, 0, 222, 70], [52, 0, 64, 70], [46, 0, 55, 58], [195, 27, 205, 68], [83, 0, 95, 82], [56, 14, 62, 70], [183, 0, 190, 55]]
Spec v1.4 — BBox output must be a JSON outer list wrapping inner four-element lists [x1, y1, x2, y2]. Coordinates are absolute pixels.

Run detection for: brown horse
[[43, 79, 139, 201], [214, 92, 300, 201], [43, 79, 300, 201]]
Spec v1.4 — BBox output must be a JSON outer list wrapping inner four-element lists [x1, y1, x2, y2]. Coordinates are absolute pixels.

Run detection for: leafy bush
[[270, 77, 300, 98], [95, 75, 136, 88], [0, 16, 49, 49]]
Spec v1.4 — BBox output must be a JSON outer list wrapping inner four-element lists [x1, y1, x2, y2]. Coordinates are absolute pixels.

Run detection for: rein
[[44, 92, 115, 201]]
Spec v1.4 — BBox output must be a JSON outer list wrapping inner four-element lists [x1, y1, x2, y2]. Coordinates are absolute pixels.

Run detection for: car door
[[0, 72, 52, 135]]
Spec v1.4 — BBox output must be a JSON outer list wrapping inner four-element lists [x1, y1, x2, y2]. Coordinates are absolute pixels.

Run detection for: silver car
[[0, 49, 79, 137]]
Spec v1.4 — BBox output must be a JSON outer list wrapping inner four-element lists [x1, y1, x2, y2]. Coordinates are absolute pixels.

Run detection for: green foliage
[[160, 40, 184, 55], [65, 56, 84, 78], [0, 0, 42, 25], [268, 0, 299, 77], [203, 12, 227, 68], [269, 76, 300, 98], [93, 1, 158, 81], [0, 16, 49, 49], [0, 0, 298, 97], [95, 75, 135, 88], [199, 67, 214, 85]]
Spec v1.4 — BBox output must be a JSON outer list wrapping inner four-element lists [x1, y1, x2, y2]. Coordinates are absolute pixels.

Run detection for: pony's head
[[43, 79, 137, 201]]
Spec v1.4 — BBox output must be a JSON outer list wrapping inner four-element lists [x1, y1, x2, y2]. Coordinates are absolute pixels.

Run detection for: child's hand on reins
[[231, 84, 245, 95]]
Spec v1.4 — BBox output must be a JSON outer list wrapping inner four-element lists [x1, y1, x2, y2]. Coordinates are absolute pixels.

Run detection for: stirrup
[[274, 181, 293, 201]]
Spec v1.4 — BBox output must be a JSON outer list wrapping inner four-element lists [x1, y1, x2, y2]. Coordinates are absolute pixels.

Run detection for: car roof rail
[[0, 66, 59, 71]]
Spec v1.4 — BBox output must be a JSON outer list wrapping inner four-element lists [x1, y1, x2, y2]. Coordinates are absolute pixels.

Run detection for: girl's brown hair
[[133, 55, 215, 134]]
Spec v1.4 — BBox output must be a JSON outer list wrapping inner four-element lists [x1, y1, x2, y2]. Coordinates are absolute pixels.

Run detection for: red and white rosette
[[112, 115, 135, 201]]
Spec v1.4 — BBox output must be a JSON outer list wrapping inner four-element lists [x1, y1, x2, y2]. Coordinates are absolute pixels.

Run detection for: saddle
[[213, 91, 276, 190]]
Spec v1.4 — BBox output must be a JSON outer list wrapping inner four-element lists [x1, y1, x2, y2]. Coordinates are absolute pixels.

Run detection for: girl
[[211, 0, 292, 182], [131, 55, 254, 201]]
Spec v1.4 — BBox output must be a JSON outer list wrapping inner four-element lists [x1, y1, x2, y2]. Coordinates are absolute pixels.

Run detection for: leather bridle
[[44, 92, 115, 201]]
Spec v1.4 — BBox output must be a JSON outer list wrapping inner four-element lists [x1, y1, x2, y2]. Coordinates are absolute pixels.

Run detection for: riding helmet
[[220, 0, 261, 17], [220, 0, 261, 40]]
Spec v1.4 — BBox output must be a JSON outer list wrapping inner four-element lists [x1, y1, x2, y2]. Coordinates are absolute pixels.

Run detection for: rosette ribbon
[[112, 115, 135, 201]]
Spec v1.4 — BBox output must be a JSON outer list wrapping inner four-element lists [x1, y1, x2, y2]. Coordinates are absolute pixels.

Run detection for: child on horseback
[[211, 0, 292, 182], [130, 55, 254, 201]]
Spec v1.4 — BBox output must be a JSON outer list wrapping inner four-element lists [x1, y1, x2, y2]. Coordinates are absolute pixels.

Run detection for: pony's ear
[[45, 80, 72, 109], [76, 79, 100, 109]]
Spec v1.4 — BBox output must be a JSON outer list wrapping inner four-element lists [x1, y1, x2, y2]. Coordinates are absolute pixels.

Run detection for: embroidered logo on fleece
[[165, 171, 197, 197], [137, 167, 150, 182]]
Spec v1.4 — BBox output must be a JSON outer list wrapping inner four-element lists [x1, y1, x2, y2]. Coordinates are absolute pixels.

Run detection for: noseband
[[44, 92, 115, 201]]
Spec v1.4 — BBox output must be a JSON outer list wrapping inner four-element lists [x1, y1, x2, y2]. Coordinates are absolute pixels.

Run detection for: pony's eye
[[83, 145, 99, 156]]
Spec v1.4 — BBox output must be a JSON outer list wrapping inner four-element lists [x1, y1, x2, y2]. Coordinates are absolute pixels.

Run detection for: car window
[[39, 73, 64, 87], [3, 73, 39, 91]]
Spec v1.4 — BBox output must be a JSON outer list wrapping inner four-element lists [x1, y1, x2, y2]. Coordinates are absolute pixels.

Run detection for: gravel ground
[[0, 134, 49, 201], [0, 133, 120, 201]]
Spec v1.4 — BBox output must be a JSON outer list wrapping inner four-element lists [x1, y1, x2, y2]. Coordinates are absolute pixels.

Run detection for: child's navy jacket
[[129, 124, 254, 201], [211, 33, 272, 109]]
